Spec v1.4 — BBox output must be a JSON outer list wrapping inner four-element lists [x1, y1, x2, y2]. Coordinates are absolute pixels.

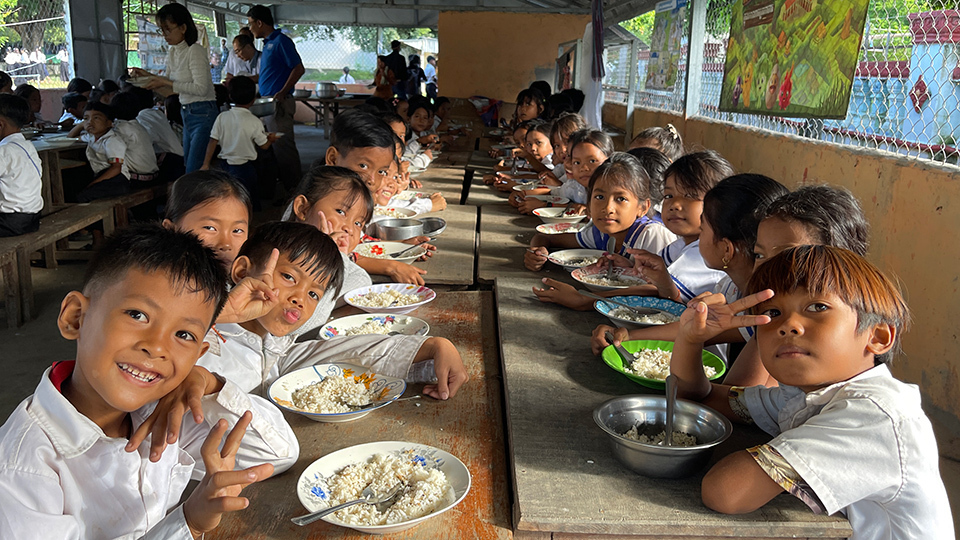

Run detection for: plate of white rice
[[296, 441, 471, 534], [601, 339, 726, 390], [571, 267, 647, 292], [354, 241, 427, 262], [344, 283, 436, 314], [546, 249, 605, 272], [593, 296, 686, 329], [268, 363, 406, 422], [320, 313, 430, 340], [374, 207, 418, 219]]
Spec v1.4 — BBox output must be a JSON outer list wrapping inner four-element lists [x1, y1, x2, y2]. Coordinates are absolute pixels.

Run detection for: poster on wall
[[136, 17, 168, 73], [645, 0, 687, 91], [718, 0, 869, 118]]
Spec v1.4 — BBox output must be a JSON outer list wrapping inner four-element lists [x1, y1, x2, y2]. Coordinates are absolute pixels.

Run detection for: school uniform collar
[[0, 132, 27, 145], [27, 362, 153, 459], [214, 322, 296, 356], [604, 216, 651, 255], [778, 364, 892, 429]]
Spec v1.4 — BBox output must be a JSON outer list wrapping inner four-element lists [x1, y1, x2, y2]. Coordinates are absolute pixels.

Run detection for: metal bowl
[[315, 81, 339, 98], [292, 89, 311, 98], [593, 395, 733, 478], [248, 97, 276, 117], [374, 218, 423, 240], [419, 217, 447, 236]]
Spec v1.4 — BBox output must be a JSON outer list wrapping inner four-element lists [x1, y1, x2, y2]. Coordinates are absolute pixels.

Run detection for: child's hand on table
[[217, 248, 280, 324], [591, 324, 630, 356], [482, 173, 497, 185], [409, 177, 423, 189], [518, 197, 547, 214], [533, 278, 592, 310], [384, 260, 427, 285], [524, 246, 549, 271], [508, 192, 523, 208], [599, 252, 634, 270], [420, 337, 469, 400], [183, 412, 274, 539], [126, 366, 222, 461], [565, 203, 587, 216], [429, 192, 446, 211]]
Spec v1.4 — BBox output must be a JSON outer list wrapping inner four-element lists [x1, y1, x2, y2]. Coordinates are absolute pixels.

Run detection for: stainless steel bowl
[[248, 97, 276, 117], [419, 217, 446, 236], [374, 218, 423, 241], [593, 395, 732, 478], [315, 81, 339, 98], [292, 89, 311, 98]]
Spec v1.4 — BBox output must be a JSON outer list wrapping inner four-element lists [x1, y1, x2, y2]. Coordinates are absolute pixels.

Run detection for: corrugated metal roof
[[187, 0, 658, 29]]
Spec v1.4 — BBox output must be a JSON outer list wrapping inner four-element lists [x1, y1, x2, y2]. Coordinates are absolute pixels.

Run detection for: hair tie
[[666, 124, 680, 140]]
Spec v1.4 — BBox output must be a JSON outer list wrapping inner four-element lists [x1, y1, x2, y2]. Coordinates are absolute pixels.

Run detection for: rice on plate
[[345, 283, 436, 315], [297, 441, 472, 534], [269, 363, 406, 422], [375, 207, 417, 219], [624, 348, 717, 381]]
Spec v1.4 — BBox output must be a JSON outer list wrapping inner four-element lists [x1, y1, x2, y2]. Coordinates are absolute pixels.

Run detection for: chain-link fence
[[1, 0, 70, 88], [696, 0, 960, 164]]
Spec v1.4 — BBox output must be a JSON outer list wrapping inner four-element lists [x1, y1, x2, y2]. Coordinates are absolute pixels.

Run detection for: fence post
[[684, 0, 708, 119], [625, 37, 639, 145]]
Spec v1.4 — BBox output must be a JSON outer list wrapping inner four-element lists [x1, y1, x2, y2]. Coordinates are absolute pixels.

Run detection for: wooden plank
[[477, 205, 571, 285], [207, 292, 512, 540], [494, 277, 851, 539], [1, 250, 20, 327]]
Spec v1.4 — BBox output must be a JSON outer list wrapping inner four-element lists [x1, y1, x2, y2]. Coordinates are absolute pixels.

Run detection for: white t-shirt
[[0, 133, 43, 214], [223, 49, 261, 79], [58, 111, 80, 124], [424, 63, 437, 84], [81, 129, 128, 178], [338, 73, 355, 84], [660, 238, 727, 303], [740, 365, 954, 540], [112, 119, 159, 175], [210, 107, 268, 165], [137, 108, 184, 156], [551, 178, 587, 204], [0, 363, 298, 539], [295, 252, 372, 336], [576, 216, 677, 256]]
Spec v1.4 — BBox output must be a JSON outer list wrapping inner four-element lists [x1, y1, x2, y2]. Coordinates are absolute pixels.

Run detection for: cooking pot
[[315, 82, 339, 98]]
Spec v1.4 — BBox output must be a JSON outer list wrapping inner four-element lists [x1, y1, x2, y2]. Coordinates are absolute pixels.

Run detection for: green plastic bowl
[[601, 339, 726, 390]]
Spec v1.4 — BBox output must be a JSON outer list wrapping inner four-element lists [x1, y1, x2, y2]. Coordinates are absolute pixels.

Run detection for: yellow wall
[[437, 11, 590, 102], [609, 103, 960, 456]]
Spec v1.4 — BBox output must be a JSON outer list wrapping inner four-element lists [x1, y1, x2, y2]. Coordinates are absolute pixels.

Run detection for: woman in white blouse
[[131, 4, 216, 173]]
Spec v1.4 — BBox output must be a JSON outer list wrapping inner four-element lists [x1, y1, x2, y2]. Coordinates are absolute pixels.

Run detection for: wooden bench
[[108, 183, 169, 228], [0, 202, 116, 326]]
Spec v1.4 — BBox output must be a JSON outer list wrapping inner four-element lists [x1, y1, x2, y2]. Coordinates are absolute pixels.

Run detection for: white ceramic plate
[[547, 249, 606, 272], [524, 194, 570, 205], [320, 313, 429, 340], [571, 267, 647, 292], [296, 441, 471, 534], [374, 207, 418, 219], [344, 283, 436, 315], [354, 241, 426, 263], [393, 190, 431, 201], [268, 363, 406, 423], [532, 207, 588, 224], [511, 181, 542, 192], [535, 222, 587, 235]]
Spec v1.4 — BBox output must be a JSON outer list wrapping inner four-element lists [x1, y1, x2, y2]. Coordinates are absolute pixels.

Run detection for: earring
[[722, 256, 729, 269]]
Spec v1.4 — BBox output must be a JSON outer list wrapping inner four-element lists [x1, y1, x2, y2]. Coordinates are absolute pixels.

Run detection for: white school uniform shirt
[[210, 107, 268, 165], [81, 129, 129, 178], [58, 111, 80, 124], [388, 194, 433, 215], [165, 41, 216, 104], [576, 216, 677, 256], [740, 365, 954, 540], [551, 178, 587, 204], [405, 129, 435, 167], [539, 153, 555, 170], [223, 49, 260, 78], [338, 73, 355, 84], [137, 108, 184, 156], [659, 239, 727, 303], [198, 323, 429, 396], [0, 133, 43, 214], [113, 120, 159, 175], [0, 362, 298, 540], [294, 253, 373, 337]]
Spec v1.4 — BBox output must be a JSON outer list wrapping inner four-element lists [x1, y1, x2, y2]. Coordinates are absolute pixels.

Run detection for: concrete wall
[[604, 103, 960, 456], [437, 11, 590, 102]]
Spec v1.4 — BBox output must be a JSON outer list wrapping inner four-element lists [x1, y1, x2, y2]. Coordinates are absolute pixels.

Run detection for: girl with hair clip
[[525, 152, 677, 272], [538, 129, 615, 214], [131, 3, 217, 173], [515, 113, 588, 213], [512, 87, 545, 126], [494, 120, 556, 193], [629, 124, 684, 161], [535, 150, 732, 311], [592, 173, 789, 386]]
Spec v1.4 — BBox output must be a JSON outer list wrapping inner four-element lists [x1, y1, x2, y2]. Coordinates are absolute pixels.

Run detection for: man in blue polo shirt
[[247, 5, 304, 196]]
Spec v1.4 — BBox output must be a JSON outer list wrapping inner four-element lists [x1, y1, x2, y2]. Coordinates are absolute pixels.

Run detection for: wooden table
[[477, 204, 571, 285], [370, 205, 478, 286], [295, 95, 367, 138], [32, 138, 87, 211], [208, 291, 512, 540], [494, 276, 853, 539]]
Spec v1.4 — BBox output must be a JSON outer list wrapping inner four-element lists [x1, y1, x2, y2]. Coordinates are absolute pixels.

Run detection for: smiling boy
[[0, 224, 297, 539]]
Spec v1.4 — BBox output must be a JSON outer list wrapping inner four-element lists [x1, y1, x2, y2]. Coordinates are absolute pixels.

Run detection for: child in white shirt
[[671, 245, 953, 540], [0, 224, 296, 539], [404, 100, 438, 169], [202, 76, 276, 208], [57, 91, 87, 130], [67, 101, 130, 202], [197, 221, 468, 401], [111, 91, 160, 182], [0, 94, 43, 236]]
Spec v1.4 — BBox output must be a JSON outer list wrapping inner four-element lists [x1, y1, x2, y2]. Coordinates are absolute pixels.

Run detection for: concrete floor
[[1, 123, 958, 537]]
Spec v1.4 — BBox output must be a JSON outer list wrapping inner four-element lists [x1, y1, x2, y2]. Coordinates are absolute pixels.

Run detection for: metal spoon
[[388, 237, 435, 259], [664, 374, 678, 447], [357, 394, 422, 410], [604, 331, 635, 368], [291, 482, 404, 526], [605, 237, 617, 280]]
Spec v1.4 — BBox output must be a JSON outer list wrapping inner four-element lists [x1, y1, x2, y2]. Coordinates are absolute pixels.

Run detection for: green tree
[[619, 11, 655, 44], [290, 24, 436, 54], [2, 0, 63, 50]]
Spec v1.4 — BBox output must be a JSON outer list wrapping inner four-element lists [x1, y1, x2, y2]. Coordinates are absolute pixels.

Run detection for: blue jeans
[[222, 161, 260, 211], [181, 100, 218, 173]]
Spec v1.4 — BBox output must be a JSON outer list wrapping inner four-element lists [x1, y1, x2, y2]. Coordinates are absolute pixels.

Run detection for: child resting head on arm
[[628, 124, 684, 161], [514, 112, 588, 212], [669, 245, 953, 539], [0, 224, 288, 539]]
